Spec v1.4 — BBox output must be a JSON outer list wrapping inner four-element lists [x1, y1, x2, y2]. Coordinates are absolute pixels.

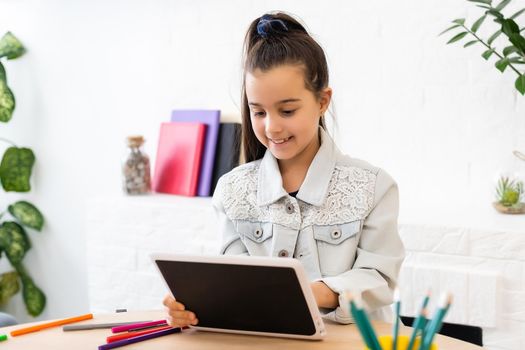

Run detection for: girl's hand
[[310, 281, 339, 309], [163, 294, 199, 327]]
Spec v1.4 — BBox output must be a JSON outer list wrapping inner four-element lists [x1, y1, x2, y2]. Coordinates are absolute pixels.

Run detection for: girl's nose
[[265, 113, 282, 134]]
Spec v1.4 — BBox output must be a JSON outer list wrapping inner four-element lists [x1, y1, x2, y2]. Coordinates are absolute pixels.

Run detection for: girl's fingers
[[162, 294, 198, 326], [166, 313, 199, 327], [163, 295, 185, 310]]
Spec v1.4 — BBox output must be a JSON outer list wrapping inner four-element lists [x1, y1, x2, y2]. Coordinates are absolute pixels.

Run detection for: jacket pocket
[[235, 220, 273, 255], [313, 220, 361, 276]]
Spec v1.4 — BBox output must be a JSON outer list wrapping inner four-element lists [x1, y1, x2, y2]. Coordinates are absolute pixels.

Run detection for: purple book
[[171, 109, 220, 197]]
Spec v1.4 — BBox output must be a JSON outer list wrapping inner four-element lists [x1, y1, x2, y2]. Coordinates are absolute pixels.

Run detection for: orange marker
[[10, 313, 93, 336]]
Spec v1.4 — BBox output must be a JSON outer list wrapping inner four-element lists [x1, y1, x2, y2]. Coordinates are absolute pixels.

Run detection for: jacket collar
[[256, 127, 340, 207]]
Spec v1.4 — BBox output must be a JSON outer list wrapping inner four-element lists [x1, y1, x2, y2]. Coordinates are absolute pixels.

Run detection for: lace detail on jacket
[[217, 163, 377, 228], [300, 165, 376, 226]]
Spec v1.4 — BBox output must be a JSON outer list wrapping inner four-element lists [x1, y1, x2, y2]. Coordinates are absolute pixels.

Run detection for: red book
[[153, 122, 207, 196]]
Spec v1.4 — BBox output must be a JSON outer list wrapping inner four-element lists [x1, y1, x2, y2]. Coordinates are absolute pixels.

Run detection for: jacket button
[[330, 229, 341, 239], [254, 229, 263, 239], [278, 249, 289, 257], [285, 204, 294, 214]]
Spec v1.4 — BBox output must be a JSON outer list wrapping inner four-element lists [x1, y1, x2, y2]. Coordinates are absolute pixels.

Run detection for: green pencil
[[0, 334, 7, 342], [407, 290, 431, 350], [392, 288, 401, 350], [421, 293, 452, 350], [346, 293, 374, 350], [408, 308, 427, 350], [418, 317, 428, 350], [346, 292, 381, 350]]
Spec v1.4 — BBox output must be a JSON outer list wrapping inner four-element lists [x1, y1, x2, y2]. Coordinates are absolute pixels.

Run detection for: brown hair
[[241, 13, 330, 163]]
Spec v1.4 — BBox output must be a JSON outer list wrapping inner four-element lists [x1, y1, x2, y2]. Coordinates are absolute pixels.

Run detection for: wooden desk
[[1, 310, 484, 349]]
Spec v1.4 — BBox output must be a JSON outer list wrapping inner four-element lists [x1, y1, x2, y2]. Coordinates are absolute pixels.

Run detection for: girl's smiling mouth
[[269, 136, 293, 144]]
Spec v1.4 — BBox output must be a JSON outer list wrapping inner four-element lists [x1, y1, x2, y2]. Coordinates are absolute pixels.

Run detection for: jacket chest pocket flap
[[236, 220, 273, 243], [313, 220, 361, 244]]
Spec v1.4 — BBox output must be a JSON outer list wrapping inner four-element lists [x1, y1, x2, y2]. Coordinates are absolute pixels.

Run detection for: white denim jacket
[[212, 128, 405, 324]]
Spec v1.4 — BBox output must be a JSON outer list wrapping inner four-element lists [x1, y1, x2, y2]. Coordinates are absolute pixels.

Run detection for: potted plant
[[0, 31, 46, 317]]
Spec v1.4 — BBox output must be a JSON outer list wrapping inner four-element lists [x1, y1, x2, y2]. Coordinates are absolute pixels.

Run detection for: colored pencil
[[111, 319, 167, 333], [407, 290, 431, 350], [408, 308, 427, 350], [63, 321, 151, 331], [0, 334, 6, 341], [98, 327, 181, 350], [421, 292, 452, 350], [392, 288, 401, 350], [107, 325, 172, 343], [346, 292, 381, 350], [10, 313, 93, 337]]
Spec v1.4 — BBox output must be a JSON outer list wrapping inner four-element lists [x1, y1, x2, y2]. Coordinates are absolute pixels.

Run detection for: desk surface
[[1, 310, 484, 349]]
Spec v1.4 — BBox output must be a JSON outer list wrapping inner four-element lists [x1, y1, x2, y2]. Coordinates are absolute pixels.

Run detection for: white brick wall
[[87, 195, 525, 350], [86, 195, 218, 313]]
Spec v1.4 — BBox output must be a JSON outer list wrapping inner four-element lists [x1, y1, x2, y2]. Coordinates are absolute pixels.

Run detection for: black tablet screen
[[156, 260, 317, 335]]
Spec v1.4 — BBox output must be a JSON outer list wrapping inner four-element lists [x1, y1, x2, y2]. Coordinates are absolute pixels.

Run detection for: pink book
[[153, 122, 207, 196]]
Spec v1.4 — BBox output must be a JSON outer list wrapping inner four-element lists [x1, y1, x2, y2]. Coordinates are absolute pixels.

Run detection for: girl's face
[[245, 64, 331, 165]]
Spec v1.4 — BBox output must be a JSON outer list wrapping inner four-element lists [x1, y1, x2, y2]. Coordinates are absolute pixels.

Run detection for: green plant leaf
[[0, 33, 23, 60], [482, 48, 496, 60], [22, 277, 45, 316], [0, 79, 15, 123], [0, 32, 26, 60], [471, 15, 487, 33], [467, 0, 492, 4], [487, 9, 504, 19], [0, 147, 35, 192], [14, 263, 45, 317], [516, 75, 525, 95], [0, 221, 31, 265], [452, 18, 466, 25], [0, 271, 20, 305], [502, 19, 521, 36], [503, 45, 519, 56], [495, 57, 510, 72], [8, 201, 44, 231], [488, 30, 502, 45], [495, 0, 511, 11], [439, 24, 461, 36], [509, 57, 525, 64], [0, 61, 5, 82], [447, 32, 468, 44], [464, 40, 479, 47], [507, 33, 525, 55], [510, 8, 525, 19]]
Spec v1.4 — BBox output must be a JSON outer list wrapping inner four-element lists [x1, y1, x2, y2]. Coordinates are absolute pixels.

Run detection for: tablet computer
[[151, 253, 326, 340]]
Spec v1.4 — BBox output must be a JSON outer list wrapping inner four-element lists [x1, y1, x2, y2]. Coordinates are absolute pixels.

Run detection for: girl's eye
[[252, 111, 265, 117], [281, 110, 296, 116]]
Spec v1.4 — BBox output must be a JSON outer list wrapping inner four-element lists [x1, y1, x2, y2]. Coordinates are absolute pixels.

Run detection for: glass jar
[[122, 135, 151, 195]]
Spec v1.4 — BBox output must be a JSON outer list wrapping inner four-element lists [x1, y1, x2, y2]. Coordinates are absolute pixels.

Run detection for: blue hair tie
[[257, 15, 288, 38]]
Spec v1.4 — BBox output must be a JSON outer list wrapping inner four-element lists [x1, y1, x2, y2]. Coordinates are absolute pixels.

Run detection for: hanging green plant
[[440, 0, 525, 95], [0, 31, 46, 317]]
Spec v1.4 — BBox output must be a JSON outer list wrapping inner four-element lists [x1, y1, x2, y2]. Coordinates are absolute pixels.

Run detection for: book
[[210, 123, 241, 195], [152, 122, 206, 197], [171, 110, 221, 197]]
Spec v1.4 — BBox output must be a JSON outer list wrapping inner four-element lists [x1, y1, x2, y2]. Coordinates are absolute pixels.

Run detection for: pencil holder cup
[[364, 335, 437, 350]]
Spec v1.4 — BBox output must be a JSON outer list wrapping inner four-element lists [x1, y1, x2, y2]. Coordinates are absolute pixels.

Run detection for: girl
[[164, 12, 405, 327]]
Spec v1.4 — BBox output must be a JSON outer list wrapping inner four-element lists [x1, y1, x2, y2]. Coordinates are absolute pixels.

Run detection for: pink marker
[[111, 320, 167, 333]]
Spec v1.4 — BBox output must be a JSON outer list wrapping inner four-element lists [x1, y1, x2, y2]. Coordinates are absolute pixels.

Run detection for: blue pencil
[[98, 327, 181, 350]]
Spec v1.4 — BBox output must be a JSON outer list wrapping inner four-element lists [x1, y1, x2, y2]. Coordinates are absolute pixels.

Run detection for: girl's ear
[[319, 87, 332, 115]]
